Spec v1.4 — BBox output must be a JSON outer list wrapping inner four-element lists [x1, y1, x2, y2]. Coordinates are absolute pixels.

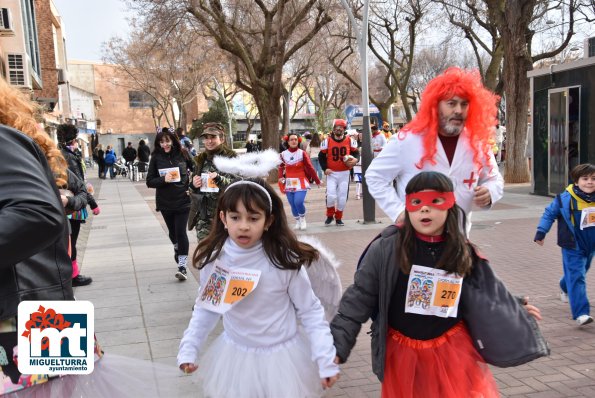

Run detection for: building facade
[[528, 38, 595, 196]]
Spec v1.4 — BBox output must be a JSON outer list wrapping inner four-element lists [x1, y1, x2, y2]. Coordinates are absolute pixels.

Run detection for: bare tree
[[432, 1, 589, 182], [435, 0, 504, 94], [128, 0, 334, 151], [304, 61, 352, 133], [408, 45, 476, 112], [328, 0, 431, 123], [486, 0, 581, 183], [176, 0, 332, 151], [103, 18, 214, 129], [281, 48, 315, 134]]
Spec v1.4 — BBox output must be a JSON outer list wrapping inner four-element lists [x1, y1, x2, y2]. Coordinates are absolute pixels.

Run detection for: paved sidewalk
[[76, 176, 595, 397]]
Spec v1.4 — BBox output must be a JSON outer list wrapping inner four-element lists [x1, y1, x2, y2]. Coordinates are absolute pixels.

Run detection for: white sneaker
[[576, 315, 593, 326], [299, 217, 307, 230], [294, 219, 301, 230], [560, 291, 569, 303]]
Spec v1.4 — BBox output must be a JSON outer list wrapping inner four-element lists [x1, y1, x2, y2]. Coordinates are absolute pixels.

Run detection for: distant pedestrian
[[176, 127, 197, 157], [332, 171, 546, 398], [382, 121, 393, 140], [495, 124, 505, 164], [96, 144, 106, 179], [306, 132, 323, 180], [302, 132, 312, 151], [122, 141, 137, 164], [137, 139, 151, 179], [534, 163, 595, 326], [104, 145, 117, 179], [178, 178, 340, 397], [245, 139, 256, 153], [188, 122, 236, 242], [371, 124, 387, 157], [146, 128, 194, 281], [279, 133, 321, 230]]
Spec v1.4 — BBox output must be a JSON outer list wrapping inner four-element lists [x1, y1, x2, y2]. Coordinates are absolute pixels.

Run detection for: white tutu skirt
[[200, 332, 323, 398], [4, 354, 182, 398]]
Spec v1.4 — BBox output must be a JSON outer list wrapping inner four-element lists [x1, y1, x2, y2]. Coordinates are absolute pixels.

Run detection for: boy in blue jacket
[[535, 164, 595, 326]]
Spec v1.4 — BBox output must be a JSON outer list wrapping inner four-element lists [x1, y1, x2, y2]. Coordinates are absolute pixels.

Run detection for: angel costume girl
[[178, 173, 340, 398], [178, 237, 338, 397]]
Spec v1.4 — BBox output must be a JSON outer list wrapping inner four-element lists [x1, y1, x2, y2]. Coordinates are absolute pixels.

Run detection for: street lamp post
[[339, 0, 375, 223], [212, 77, 234, 147]]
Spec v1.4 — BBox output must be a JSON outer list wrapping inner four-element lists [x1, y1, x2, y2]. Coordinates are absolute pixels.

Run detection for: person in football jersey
[[319, 119, 359, 226]]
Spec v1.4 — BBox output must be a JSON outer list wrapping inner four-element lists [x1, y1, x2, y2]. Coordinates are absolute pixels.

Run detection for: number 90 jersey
[[320, 137, 359, 171]]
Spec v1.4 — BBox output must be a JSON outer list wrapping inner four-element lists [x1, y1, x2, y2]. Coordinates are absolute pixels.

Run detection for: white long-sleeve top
[[365, 128, 504, 224], [371, 132, 387, 156], [177, 238, 339, 378]]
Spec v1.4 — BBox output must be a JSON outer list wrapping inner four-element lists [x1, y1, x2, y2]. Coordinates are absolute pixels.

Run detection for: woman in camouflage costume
[[188, 122, 237, 241]]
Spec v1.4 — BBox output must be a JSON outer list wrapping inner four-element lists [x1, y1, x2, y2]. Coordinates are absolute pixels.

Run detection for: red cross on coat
[[463, 172, 477, 189]]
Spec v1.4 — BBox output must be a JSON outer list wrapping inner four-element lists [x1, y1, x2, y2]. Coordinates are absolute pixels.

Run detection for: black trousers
[[161, 209, 190, 257], [69, 219, 82, 261]]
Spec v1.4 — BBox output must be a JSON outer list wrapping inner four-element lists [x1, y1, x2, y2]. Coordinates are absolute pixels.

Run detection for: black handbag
[[461, 256, 550, 367]]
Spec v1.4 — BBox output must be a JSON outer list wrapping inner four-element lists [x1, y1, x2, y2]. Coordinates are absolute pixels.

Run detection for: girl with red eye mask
[[331, 171, 548, 398]]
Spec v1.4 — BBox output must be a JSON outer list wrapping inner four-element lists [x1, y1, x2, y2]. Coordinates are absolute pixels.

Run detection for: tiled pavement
[[75, 172, 595, 398]]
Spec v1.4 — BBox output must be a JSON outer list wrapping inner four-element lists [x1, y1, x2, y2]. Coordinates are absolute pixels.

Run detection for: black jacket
[[97, 149, 105, 165], [64, 169, 89, 214], [137, 143, 150, 162], [123, 146, 137, 162], [146, 149, 191, 212], [61, 146, 98, 209], [331, 225, 548, 381], [0, 125, 73, 321]]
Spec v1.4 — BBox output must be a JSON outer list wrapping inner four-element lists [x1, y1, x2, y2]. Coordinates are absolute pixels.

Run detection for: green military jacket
[[188, 145, 237, 240]]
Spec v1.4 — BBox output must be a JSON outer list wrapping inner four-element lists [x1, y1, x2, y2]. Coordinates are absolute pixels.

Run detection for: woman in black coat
[[146, 128, 194, 281]]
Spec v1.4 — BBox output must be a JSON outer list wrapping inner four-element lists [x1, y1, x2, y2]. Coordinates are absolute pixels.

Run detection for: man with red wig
[[319, 119, 359, 226], [365, 67, 504, 232]]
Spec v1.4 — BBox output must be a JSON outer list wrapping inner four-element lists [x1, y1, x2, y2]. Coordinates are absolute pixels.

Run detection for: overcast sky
[[53, 0, 132, 61]]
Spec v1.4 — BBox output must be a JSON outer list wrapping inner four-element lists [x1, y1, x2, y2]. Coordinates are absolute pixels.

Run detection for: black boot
[[72, 274, 93, 287]]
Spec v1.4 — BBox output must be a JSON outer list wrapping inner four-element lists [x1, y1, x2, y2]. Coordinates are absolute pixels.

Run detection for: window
[[21, 0, 41, 78], [7, 54, 25, 86], [128, 91, 155, 108]]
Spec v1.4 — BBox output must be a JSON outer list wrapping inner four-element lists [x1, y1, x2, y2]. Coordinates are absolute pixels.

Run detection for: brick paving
[[77, 174, 595, 397]]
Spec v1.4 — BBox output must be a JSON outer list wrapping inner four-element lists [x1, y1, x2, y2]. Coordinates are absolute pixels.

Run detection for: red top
[[320, 137, 358, 171], [278, 148, 321, 191]]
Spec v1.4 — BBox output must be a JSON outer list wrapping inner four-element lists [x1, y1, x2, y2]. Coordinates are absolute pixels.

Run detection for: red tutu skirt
[[382, 322, 499, 398]]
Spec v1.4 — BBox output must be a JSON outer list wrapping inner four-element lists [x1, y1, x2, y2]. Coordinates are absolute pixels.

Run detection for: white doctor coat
[[365, 128, 504, 225]]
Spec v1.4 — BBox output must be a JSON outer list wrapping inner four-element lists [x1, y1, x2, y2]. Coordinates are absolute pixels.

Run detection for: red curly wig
[[402, 67, 499, 171]]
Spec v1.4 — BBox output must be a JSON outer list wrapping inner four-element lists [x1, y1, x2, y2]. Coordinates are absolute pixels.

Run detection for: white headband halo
[[225, 180, 273, 212]]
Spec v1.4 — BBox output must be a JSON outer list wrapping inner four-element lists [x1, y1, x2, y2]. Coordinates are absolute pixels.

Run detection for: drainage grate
[[91, 226, 107, 230]]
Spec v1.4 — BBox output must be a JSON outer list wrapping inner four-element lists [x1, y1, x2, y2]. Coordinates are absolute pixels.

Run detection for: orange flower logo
[[21, 305, 72, 350]]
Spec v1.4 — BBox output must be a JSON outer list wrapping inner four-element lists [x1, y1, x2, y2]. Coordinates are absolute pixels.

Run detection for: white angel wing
[[299, 235, 342, 322], [214, 148, 281, 177]]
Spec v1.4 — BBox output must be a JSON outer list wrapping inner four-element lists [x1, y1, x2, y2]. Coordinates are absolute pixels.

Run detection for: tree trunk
[[281, 90, 290, 134], [378, 105, 390, 127], [255, 91, 282, 152], [483, 43, 504, 94], [399, 90, 413, 122], [502, 56, 531, 183], [500, 0, 534, 183]]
